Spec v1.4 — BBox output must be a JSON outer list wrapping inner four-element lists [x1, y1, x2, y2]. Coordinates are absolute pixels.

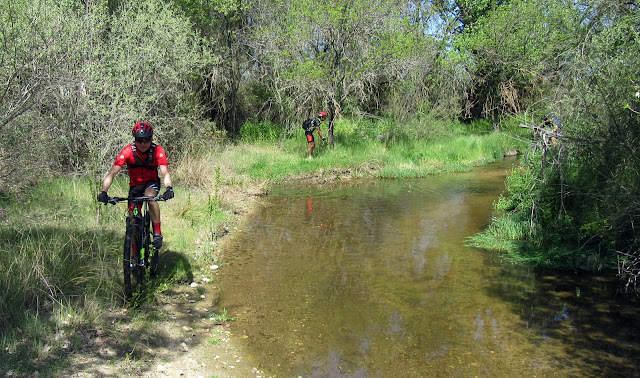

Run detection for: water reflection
[[219, 159, 640, 377]]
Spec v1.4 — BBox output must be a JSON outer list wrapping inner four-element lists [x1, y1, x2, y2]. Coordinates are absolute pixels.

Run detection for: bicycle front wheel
[[123, 224, 144, 300]]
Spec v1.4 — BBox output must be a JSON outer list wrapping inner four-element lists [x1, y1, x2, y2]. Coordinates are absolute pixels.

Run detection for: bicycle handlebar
[[107, 196, 167, 205]]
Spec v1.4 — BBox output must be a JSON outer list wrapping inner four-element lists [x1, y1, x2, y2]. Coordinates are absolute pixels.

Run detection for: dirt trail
[[59, 276, 267, 377]]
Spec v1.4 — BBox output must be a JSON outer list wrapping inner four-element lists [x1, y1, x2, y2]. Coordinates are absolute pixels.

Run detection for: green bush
[[240, 119, 281, 142]]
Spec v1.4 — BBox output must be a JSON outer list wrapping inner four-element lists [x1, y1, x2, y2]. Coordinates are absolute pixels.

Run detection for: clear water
[[218, 159, 640, 377]]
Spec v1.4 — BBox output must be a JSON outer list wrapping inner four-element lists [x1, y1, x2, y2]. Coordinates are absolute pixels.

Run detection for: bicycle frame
[[109, 195, 164, 301], [127, 199, 151, 267]]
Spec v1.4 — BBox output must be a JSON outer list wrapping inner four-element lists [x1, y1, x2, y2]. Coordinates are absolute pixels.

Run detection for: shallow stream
[[219, 159, 640, 377]]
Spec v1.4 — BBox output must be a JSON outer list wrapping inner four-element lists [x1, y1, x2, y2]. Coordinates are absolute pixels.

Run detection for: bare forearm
[[101, 165, 121, 192], [160, 165, 172, 188], [101, 176, 113, 192]]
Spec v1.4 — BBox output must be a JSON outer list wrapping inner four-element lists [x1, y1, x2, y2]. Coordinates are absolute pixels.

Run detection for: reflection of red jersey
[[114, 143, 168, 186]]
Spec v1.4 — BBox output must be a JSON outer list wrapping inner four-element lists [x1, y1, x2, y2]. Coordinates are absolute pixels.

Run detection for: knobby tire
[[123, 224, 144, 300], [151, 245, 159, 277]]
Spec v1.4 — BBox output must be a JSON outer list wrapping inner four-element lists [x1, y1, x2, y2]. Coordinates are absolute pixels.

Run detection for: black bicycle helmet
[[132, 122, 153, 138]]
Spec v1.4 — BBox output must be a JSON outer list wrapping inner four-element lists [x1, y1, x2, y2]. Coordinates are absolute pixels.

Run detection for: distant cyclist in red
[[304, 111, 327, 159], [97, 122, 174, 248]]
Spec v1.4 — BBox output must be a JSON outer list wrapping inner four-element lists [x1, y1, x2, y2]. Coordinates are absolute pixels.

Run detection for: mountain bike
[[108, 195, 165, 300]]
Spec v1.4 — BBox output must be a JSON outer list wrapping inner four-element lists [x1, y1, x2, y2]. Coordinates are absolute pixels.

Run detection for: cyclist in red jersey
[[97, 122, 174, 248], [305, 111, 327, 159]]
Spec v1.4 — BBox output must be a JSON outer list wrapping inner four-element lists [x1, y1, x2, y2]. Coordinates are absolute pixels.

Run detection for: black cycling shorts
[[128, 180, 160, 198], [127, 180, 160, 211]]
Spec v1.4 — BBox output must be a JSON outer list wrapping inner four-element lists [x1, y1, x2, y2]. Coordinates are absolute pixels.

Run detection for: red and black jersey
[[114, 143, 168, 186]]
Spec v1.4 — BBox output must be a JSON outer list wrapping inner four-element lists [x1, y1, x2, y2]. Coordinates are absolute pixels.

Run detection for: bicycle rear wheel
[[150, 244, 159, 276], [123, 224, 144, 300]]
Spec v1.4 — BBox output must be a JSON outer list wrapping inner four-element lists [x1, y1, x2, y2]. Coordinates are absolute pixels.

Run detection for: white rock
[[190, 282, 198, 288], [156, 364, 166, 372], [210, 265, 219, 270]]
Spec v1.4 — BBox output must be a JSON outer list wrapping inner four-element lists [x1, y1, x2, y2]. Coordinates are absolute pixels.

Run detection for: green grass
[[208, 337, 222, 345], [208, 308, 234, 323], [467, 213, 532, 255], [466, 165, 620, 271]]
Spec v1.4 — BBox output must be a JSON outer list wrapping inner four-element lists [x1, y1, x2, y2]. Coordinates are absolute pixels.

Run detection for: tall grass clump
[[0, 227, 119, 322], [0, 178, 124, 374], [0, 179, 122, 326], [332, 114, 455, 146], [375, 131, 524, 178], [467, 163, 619, 271]]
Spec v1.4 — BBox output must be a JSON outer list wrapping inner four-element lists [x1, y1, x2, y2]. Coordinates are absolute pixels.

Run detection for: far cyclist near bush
[[97, 121, 174, 248], [302, 111, 327, 159]]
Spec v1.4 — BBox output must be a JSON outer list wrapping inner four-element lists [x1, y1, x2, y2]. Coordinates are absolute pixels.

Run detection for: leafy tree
[[174, 0, 251, 136], [81, 0, 210, 170], [0, 0, 84, 187], [453, 0, 577, 124], [250, 0, 444, 145], [556, 2, 640, 288]]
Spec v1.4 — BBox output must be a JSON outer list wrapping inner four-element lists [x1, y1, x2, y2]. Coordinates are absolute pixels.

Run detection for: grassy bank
[[0, 118, 527, 375], [179, 117, 524, 186]]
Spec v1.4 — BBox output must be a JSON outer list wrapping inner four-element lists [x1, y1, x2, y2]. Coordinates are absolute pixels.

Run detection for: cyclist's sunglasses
[[135, 137, 152, 144]]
